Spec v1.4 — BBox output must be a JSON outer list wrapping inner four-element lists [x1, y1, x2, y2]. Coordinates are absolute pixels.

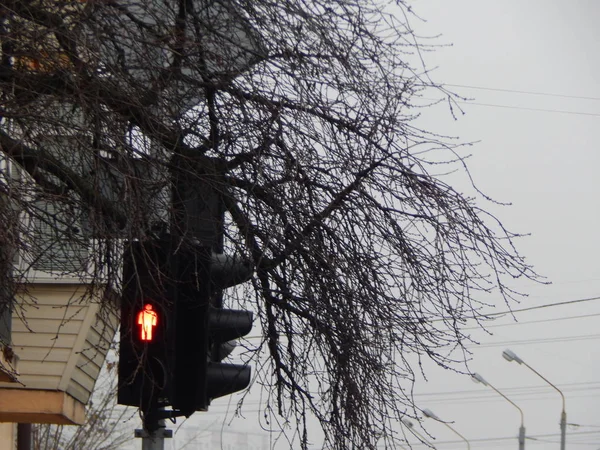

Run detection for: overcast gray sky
[[123, 2, 600, 449], [391, 1, 600, 449]]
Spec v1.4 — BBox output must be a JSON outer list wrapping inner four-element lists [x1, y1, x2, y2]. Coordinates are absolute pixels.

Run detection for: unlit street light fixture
[[503, 349, 566, 450], [374, 430, 408, 450], [422, 408, 471, 450], [472, 372, 526, 450], [402, 418, 436, 449]]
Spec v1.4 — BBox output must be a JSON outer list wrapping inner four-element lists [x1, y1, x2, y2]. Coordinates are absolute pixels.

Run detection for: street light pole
[[503, 349, 566, 450], [472, 372, 525, 450], [422, 409, 470, 450]]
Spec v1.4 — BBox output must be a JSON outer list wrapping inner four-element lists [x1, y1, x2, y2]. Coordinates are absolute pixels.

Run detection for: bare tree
[[0, 0, 538, 448]]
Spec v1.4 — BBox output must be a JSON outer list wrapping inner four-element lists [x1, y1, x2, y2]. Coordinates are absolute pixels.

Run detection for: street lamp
[[402, 418, 436, 449], [472, 372, 526, 450], [374, 430, 408, 450], [503, 349, 566, 450], [422, 408, 470, 450]]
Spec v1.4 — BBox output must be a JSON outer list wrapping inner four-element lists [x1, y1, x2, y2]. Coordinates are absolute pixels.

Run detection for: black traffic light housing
[[119, 238, 253, 421], [170, 248, 253, 416], [117, 240, 173, 414], [205, 307, 253, 400]]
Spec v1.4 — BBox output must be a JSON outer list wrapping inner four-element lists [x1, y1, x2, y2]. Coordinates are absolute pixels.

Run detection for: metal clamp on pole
[[135, 407, 173, 450]]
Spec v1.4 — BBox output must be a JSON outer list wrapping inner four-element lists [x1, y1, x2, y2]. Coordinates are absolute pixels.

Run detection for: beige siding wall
[[0, 423, 15, 450], [66, 299, 118, 404], [0, 284, 118, 405]]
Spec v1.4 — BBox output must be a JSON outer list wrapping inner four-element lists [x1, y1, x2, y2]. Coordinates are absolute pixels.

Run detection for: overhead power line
[[464, 312, 600, 330], [418, 96, 600, 117], [462, 100, 600, 117], [484, 295, 600, 317], [414, 381, 600, 399], [420, 83, 600, 116], [443, 83, 600, 101], [469, 333, 600, 349]]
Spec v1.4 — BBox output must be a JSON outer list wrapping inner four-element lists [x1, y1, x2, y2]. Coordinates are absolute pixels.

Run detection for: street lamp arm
[[503, 349, 566, 450], [401, 419, 437, 449], [442, 422, 471, 450], [486, 383, 525, 427], [522, 361, 566, 413]]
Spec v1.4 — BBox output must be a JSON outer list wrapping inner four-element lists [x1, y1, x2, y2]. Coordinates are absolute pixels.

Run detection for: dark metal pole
[[560, 411, 566, 450], [135, 408, 173, 450], [518, 424, 525, 450], [17, 423, 31, 450], [141, 419, 166, 450]]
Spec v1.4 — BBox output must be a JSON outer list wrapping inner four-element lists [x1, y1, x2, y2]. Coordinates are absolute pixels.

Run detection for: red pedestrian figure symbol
[[137, 303, 158, 342]]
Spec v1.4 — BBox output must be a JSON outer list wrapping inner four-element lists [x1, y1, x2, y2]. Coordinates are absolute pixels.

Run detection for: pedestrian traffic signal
[[118, 238, 254, 421], [118, 240, 172, 414], [137, 304, 158, 342]]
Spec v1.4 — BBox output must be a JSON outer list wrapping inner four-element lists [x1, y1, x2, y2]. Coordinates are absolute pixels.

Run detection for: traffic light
[[118, 240, 172, 414], [118, 238, 253, 420], [170, 248, 253, 416]]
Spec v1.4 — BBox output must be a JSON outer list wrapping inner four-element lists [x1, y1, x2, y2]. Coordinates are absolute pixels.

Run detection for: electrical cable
[[459, 100, 600, 117], [467, 333, 600, 349], [463, 312, 600, 330], [442, 83, 600, 101], [483, 295, 600, 318]]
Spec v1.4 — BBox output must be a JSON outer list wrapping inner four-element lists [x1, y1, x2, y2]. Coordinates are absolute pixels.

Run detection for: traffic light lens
[[137, 303, 158, 342]]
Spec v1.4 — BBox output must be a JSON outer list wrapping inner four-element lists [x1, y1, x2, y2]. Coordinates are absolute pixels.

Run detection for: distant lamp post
[[472, 372, 526, 450], [422, 408, 471, 450], [503, 349, 566, 450], [402, 418, 436, 449], [374, 430, 408, 450]]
